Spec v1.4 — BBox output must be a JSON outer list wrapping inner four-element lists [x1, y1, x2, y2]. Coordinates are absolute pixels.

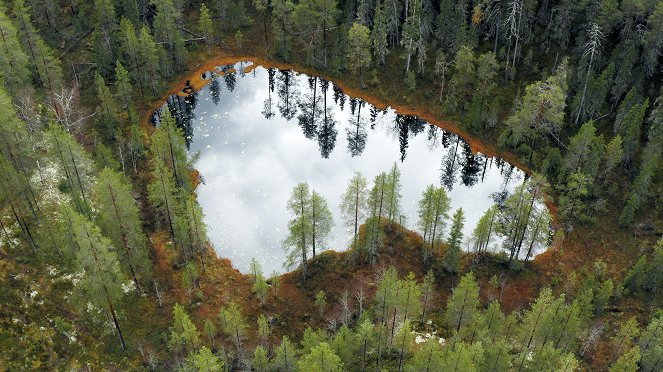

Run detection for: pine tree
[[406, 338, 443, 371], [93, 168, 150, 292], [119, 19, 145, 93], [183, 346, 224, 371], [114, 61, 133, 112], [310, 189, 334, 257], [152, 0, 187, 71], [151, 107, 190, 189], [138, 26, 163, 93], [198, 4, 214, 55], [273, 336, 298, 372], [253, 346, 269, 371], [499, 64, 568, 153], [340, 171, 368, 248], [298, 342, 343, 371], [445, 272, 480, 332], [283, 182, 312, 273], [13, 0, 63, 93], [385, 162, 402, 222], [371, 0, 389, 65], [0, 5, 31, 90], [218, 301, 248, 355], [66, 208, 127, 349], [347, 23, 372, 87], [446, 46, 476, 113], [95, 73, 121, 135], [609, 346, 641, 372], [169, 303, 201, 359], [563, 120, 605, 180], [147, 156, 181, 243], [443, 208, 465, 273]]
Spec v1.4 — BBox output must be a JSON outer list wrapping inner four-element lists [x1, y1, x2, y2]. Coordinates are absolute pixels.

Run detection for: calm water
[[158, 62, 533, 274]]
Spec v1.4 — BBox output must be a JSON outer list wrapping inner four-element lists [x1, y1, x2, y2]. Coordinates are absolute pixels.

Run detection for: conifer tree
[[371, 0, 388, 65], [151, 108, 190, 189], [283, 182, 312, 273], [13, 0, 63, 93], [152, 0, 187, 71], [340, 171, 368, 248], [406, 338, 443, 371], [385, 162, 402, 222], [253, 346, 269, 371], [198, 4, 214, 55], [138, 26, 163, 93], [95, 73, 121, 135], [47, 124, 94, 215], [417, 184, 450, 259], [443, 208, 464, 273], [273, 336, 298, 372], [310, 189, 333, 257], [169, 303, 201, 359], [347, 23, 372, 87], [0, 6, 31, 90], [445, 271, 480, 332], [66, 208, 127, 349], [147, 156, 180, 242], [93, 168, 150, 292], [298, 342, 343, 371], [218, 301, 248, 355], [183, 346, 224, 371], [114, 61, 133, 112]]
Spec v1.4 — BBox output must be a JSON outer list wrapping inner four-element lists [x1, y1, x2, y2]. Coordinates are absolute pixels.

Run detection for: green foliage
[[443, 208, 464, 272], [169, 303, 201, 355], [297, 342, 343, 371], [253, 346, 269, 371], [93, 168, 150, 289], [347, 22, 372, 86], [183, 346, 224, 371], [446, 272, 479, 332], [0, 5, 31, 90], [273, 336, 298, 372], [218, 301, 247, 352]]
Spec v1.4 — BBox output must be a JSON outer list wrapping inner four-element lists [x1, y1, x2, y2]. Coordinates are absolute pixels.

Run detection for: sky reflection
[[162, 62, 527, 274]]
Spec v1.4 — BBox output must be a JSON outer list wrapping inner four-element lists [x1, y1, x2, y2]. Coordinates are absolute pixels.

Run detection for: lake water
[[157, 62, 534, 274]]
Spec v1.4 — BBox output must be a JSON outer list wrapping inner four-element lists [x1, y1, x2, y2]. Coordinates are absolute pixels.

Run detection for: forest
[[0, 0, 661, 370]]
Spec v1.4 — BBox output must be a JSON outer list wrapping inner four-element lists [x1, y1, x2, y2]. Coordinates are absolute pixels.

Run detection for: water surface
[[158, 62, 534, 274]]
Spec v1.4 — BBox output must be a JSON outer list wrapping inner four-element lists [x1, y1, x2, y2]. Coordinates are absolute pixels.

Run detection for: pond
[[156, 61, 542, 274]]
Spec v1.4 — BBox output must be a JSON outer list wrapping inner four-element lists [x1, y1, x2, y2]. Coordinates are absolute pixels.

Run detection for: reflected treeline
[[155, 64, 524, 192], [346, 98, 367, 157]]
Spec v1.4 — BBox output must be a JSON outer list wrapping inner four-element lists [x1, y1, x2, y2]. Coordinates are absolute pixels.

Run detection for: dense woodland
[[0, 0, 662, 370]]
